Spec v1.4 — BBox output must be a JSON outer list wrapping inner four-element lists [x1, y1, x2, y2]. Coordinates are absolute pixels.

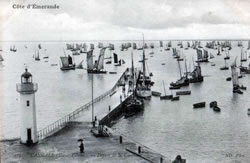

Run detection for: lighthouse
[[16, 68, 38, 145]]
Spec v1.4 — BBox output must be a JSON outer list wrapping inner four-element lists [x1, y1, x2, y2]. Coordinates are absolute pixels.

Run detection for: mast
[[142, 33, 146, 80], [177, 60, 182, 78], [162, 80, 166, 96], [185, 56, 188, 76], [131, 51, 135, 96]]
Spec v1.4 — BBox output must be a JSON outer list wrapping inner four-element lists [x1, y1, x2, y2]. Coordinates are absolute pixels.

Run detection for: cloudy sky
[[1, 0, 250, 41]]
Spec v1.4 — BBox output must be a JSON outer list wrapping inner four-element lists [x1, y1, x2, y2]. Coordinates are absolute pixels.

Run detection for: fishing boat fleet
[[2, 40, 250, 116]]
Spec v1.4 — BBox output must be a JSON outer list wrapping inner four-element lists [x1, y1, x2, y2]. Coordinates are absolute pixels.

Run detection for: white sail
[[209, 53, 214, 59], [203, 49, 208, 59], [87, 50, 94, 70], [96, 48, 106, 70], [35, 50, 40, 60], [60, 56, 69, 67]]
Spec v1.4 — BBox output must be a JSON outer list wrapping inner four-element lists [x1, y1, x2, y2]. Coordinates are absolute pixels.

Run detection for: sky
[[1, 0, 250, 41]]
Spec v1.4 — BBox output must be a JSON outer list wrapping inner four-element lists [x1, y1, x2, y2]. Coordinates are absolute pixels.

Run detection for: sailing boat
[[240, 50, 250, 73], [224, 49, 230, 60], [240, 48, 247, 62], [0, 54, 4, 61], [189, 62, 204, 83], [135, 34, 153, 99], [160, 81, 173, 100], [90, 43, 95, 50], [43, 49, 49, 59], [209, 53, 214, 59], [113, 53, 125, 66], [159, 41, 163, 48], [80, 43, 88, 53], [10, 45, 17, 52], [196, 49, 208, 62], [231, 59, 243, 94], [60, 53, 76, 70], [87, 48, 107, 73], [132, 43, 137, 50], [170, 60, 189, 87], [98, 42, 104, 48], [172, 48, 178, 58], [220, 59, 229, 70], [124, 51, 144, 118], [105, 48, 112, 64], [149, 43, 154, 55], [34, 50, 40, 61], [177, 50, 184, 61], [217, 47, 221, 56]]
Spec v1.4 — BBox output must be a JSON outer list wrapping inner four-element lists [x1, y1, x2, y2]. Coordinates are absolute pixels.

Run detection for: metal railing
[[37, 68, 129, 140]]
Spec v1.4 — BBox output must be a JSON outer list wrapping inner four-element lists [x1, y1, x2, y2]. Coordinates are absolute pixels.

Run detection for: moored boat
[[176, 90, 191, 95], [152, 91, 161, 97], [171, 96, 180, 101], [60, 55, 75, 70], [209, 101, 217, 108], [193, 102, 206, 108], [213, 106, 221, 112], [86, 48, 107, 74]]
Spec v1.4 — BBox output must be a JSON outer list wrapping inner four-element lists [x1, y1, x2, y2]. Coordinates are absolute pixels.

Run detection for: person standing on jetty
[[79, 141, 84, 153]]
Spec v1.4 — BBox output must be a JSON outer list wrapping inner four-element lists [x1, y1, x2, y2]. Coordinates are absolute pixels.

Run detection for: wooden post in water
[[138, 146, 141, 153], [119, 136, 123, 144], [92, 73, 95, 127]]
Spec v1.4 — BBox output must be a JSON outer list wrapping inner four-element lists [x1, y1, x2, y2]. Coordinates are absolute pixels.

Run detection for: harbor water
[[1, 41, 250, 162]]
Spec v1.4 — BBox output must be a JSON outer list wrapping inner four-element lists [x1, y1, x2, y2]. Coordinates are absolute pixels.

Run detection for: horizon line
[[1, 39, 250, 42]]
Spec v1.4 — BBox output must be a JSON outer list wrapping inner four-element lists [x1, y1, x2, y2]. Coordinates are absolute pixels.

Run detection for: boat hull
[[87, 70, 107, 74], [136, 90, 152, 99], [189, 76, 203, 83], [193, 102, 206, 108], [60, 65, 76, 71]]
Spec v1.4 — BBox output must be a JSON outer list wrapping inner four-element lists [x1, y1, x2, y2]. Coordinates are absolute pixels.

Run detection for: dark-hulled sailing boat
[[113, 53, 125, 66], [170, 60, 189, 87], [135, 34, 153, 99], [196, 49, 209, 62], [189, 62, 204, 83], [124, 51, 144, 118]]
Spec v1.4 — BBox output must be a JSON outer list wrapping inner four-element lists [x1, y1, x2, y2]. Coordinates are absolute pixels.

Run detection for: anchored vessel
[[196, 49, 209, 62], [189, 62, 204, 83], [87, 48, 107, 74], [135, 35, 153, 98], [170, 60, 189, 87], [125, 52, 144, 117], [60, 55, 75, 70], [231, 59, 244, 94]]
